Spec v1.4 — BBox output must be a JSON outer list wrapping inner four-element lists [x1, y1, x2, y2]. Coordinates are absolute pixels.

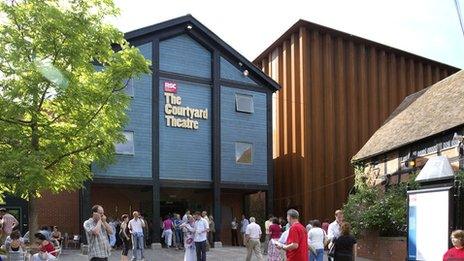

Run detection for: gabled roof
[[352, 70, 464, 162], [125, 15, 280, 92], [254, 19, 459, 72]]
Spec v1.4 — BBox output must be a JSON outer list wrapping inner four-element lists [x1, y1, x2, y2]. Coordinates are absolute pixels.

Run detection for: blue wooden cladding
[[93, 43, 152, 178], [220, 57, 257, 85], [138, 42, 153, 62], [93, 73, 153, 178], [159, 79, 212, 181], [93, 33, 270, 185], [160, 34, 211, 79], [220, 86, 268, 184]]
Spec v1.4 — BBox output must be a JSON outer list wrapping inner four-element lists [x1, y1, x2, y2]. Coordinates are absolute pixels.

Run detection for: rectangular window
[[416, 143, 427, 156], [235, 94, 254, 113], [115, 131, 134, 155], [125, 79, 135, 97], [235, 142, 253, 164], [399, 150, 410, 170], [442, 133, 460, 149]]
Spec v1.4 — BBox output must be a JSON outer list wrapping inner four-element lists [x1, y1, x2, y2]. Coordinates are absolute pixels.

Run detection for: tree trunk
[[28, 196, 39, 241]]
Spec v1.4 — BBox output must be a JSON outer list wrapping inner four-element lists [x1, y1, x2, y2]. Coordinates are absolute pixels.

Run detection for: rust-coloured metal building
[[254, 19, 459, 221]]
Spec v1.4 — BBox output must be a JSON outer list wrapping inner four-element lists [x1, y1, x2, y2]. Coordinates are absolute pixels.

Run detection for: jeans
[[175, 229, 183, 246], [310, 249, 324, 261], [195, 240, 207, 261], [163, 229, 173, 247], [131, 232, 144, 261]]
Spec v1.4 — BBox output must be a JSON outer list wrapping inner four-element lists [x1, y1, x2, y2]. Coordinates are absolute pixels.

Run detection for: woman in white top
[[180, 215, 196, 261], [308, 220, 326, 261]]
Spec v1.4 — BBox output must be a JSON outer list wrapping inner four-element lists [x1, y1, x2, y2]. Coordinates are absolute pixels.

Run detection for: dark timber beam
[[212, 50, 222, 243], [152, 37, 161, 245], [266, 90, 274, 217]]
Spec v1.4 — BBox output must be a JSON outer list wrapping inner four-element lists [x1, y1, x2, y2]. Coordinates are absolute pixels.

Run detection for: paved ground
[[58, 247, 372, 261]]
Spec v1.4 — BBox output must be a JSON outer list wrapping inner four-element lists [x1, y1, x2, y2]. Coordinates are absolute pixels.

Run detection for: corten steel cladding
[[254, 20, 459, 221]]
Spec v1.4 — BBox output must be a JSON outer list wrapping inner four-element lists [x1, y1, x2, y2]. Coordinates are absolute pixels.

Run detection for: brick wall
[[357, 231, 407, 261], [36, 190, 80, 236]]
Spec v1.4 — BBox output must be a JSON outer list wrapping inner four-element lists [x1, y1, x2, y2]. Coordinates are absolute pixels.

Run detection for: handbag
[[323, 230, 329, 248], [328, 241, 336, 258]]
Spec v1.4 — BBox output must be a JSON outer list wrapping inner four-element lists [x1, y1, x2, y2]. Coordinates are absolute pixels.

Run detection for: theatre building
[[3, 15, 279, 245], [254, 19, 459, 221]]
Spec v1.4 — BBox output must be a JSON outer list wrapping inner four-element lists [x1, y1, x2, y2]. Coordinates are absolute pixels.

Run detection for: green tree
[[0, 0, 150, 236]]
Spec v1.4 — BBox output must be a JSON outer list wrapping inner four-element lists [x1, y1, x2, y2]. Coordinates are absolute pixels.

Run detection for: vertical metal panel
[[282, 39, 291, 206], [408, 59, 416, 94], [323, 33, 335, 211], [425, 64, 433, 86], [388, 53, 398, 114], [359, 44, 369, 145], [298, 27, 309, 219], [335, 37, 347, 207], [277, 47, 285, 213], [416, 62, 424, 92], [379, 50, 389, 121], [398, 57, 407, 105], [368, 47, 379, 134], [310, 29, 324, 216], [290, 33, 299, 209], [255, 24, 458, 220], [433, 66, 440, 83]]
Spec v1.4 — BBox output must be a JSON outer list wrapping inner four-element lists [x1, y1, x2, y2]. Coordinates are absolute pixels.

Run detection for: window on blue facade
[[115, 131, 134, 155], [235, 142, 253, 164], [124, 79, 134, 97], [235, 94, 254, 113]]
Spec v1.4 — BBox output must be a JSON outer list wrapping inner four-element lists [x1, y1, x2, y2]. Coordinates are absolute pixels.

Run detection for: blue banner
[[408, 205, 417, 260]]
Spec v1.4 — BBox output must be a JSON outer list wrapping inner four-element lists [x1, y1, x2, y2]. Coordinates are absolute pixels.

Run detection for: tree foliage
[[343, 184, 409, 237], [343, 166, 419, 237], [0, 0, 151, 201]]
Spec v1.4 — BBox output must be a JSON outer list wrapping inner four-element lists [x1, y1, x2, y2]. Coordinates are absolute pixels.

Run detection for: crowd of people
[[82, 205, 359, 261], [238, 209, 356, 261], [0, 208, 62, 260], [84, 205, 216, 261], [1, 204, 464, 261]]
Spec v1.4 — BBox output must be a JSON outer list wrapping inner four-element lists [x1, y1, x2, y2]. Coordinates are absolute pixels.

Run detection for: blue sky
[[110, 0, 464, 68]]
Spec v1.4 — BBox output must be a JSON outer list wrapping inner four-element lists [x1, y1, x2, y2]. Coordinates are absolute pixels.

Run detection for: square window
[[115, 131, 134, 155], [235, 94, 254, 113], [235, 142, 252, 164]]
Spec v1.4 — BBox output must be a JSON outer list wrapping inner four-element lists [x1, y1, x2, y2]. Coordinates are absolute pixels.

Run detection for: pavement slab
[[57, 247, 372, 261]]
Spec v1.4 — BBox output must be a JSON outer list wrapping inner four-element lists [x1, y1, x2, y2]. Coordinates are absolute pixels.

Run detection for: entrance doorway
[[160, 188, 212, 217], [2, 196, 29, 234], [160, 200, 188, 218]]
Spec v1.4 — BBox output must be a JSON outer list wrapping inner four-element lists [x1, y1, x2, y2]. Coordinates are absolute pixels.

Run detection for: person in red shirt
[[277, 209, 308, 261], [444, 229, 464, 261], [32, 232, 57, 260]]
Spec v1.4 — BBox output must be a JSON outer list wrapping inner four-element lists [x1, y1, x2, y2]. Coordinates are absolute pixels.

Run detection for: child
[[5, 230, 26, 261]]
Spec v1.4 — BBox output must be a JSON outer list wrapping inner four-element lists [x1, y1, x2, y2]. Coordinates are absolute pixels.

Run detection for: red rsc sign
[[164, 81, 177, 93]]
